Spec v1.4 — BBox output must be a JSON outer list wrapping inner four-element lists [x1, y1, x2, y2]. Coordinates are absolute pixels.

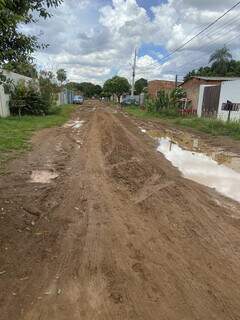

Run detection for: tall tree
[[209, 46, 232, 76], [57, 68, 67, 86], [135, 78, 148, 95], [78, 82, 96, 98], [209, 46, 232, 64], [103, 76, 130, 102], [94, 85, 102, 97], [184, 47, 237, 81], [0, 0, 63, 66]]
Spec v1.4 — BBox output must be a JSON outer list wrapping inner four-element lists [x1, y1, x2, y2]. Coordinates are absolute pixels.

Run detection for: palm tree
[[209, 46, 232, 76], [209, 46, 232, 64]]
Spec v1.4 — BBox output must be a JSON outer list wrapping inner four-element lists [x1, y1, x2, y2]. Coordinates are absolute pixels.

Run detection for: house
[[148, 80, 180, 98], [180, 76, 240, 111], [0, 69, 33, 118], [197, 79, 240, 122]]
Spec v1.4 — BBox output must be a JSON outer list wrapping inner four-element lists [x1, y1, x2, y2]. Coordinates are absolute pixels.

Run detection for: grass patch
[[125, 106, 240, 140], [0, 104, 76, 166]]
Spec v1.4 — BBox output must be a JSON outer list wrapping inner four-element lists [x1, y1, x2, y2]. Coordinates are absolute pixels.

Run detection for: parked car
[[121, 97, 139, 106], [73, 95, 84, 104]]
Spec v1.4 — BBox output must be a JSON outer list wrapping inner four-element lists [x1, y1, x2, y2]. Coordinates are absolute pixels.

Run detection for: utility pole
[[175, 74, 178, 89], [131, 47, 137, 97]]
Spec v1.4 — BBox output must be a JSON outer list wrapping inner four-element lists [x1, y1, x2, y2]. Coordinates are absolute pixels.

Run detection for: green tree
[[3, 60, 38, 78], [0, 0, 63, 66], [209, 46, 232, 76], [103, 76, 130, 102], [94, 85, 102, 97], [184, 47, 236, 80], [57, 68, 67, 86], [39, 70, 59, 107], [78, 82, 96, 98], [135, 78, 148, 95]]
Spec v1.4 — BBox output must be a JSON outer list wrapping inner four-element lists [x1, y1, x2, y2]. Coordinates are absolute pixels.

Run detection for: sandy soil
[[1, 101, 240, 320]]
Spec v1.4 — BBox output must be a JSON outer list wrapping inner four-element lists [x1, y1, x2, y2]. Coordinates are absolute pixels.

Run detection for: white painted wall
[[0, 70, 33, 118], [0, 86, 10, 117], [218, 80, 240, 122], [197, 84, 218, 117]]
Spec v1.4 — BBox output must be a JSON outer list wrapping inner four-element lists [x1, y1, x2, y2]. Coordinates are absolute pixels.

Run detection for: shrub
[[145, 88, 186, 114], [145, 99, 156, 113], [10, 81, 50, 116]]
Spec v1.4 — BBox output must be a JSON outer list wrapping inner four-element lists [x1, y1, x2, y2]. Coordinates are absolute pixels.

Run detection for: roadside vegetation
[[125, 105, 240, 140], [0, 104, 75, 168], [124, 46, 240, 141]]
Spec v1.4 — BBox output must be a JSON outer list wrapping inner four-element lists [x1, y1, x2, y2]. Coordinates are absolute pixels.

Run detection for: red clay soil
[[1, 101, 240, 320]]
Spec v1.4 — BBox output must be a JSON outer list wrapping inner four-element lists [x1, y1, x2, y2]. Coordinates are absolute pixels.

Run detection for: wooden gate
[[202, 85, 221, 118]]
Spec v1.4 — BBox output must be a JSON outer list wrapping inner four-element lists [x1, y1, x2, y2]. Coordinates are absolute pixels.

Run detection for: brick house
[[148, 80, 179, 98], [180, 76, 240, 111]]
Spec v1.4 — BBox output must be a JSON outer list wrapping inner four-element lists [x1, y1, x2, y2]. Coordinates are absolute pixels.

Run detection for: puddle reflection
[[157, 137, 240, 203]]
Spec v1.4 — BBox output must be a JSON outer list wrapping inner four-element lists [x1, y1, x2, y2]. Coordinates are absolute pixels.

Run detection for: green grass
[[0, 104, 76, 166], [125, 106, 240, 140]]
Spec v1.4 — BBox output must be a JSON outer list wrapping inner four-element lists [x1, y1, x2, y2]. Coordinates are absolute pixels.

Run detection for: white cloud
[[23, 0, 240, 84]]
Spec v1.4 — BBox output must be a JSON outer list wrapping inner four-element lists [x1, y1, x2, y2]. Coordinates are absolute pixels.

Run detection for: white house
[[197, 79, 240, 122], [217, 80, 240, 122], [0, 69, 33, 118]]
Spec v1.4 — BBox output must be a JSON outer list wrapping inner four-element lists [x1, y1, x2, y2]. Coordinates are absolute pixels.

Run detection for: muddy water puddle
[[30, 170, 58, 183], [64, 120, 85, 129], [145, 128, 240, 203]]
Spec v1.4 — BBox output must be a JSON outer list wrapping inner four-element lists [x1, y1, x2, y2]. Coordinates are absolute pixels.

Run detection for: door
[[202, 85, 221, 118]]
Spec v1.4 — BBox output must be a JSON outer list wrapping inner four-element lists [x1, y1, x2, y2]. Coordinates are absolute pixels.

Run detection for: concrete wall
[[148, 80, 177, 98], [182, 78, 221, 111], [218, 80, 240, 122], [0, 70, 33, 118], [1, 70, 32, 85], [0, 86, 10, 117]]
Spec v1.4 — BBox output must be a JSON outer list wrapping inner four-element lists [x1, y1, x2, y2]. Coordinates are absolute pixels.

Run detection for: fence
[[57, 90, 74, 106]]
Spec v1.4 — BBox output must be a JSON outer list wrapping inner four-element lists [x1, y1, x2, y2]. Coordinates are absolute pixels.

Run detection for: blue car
[[121, 97, 139, 106], [73, 95, 84, 104]]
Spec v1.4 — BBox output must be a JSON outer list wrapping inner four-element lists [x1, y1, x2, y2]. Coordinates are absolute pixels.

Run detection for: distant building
[[180, 76, 240, 111], [148, 80, 180, 98]]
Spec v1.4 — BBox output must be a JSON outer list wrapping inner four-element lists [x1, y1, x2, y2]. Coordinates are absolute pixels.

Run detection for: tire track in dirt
[[1, 101, 240, 319]]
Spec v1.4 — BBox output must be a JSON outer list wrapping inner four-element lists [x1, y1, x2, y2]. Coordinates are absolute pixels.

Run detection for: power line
[[139, 29, 240, 82], [165, 32, 240, 76], [144, 14, 240, 69], [156, 1, 240, 62]]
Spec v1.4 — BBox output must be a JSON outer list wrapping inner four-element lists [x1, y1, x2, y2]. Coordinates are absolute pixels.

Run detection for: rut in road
[[1, 101, 240, 319]]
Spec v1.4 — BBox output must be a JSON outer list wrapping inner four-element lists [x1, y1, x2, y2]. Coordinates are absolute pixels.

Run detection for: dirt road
[[1, 101, 240, 319]]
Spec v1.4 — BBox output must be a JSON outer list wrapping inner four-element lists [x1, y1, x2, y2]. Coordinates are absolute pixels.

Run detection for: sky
[[23, 0, 240, 84]]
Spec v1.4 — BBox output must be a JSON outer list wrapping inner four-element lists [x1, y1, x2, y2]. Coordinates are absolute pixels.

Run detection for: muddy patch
[[64, 120, 85, 129], [30, 170, 58, 183]]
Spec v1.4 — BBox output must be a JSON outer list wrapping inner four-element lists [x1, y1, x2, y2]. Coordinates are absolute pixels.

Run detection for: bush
[[145, 99, 156, 113], [144, 88, 186, 114], [10, 81, 50, 116]]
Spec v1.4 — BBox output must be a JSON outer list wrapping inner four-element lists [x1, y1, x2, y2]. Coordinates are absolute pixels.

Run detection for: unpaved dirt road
[[1, 101, 240, 320]]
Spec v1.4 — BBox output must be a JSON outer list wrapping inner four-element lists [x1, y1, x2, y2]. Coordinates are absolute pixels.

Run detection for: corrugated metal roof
[[192, 76, 240, 81]]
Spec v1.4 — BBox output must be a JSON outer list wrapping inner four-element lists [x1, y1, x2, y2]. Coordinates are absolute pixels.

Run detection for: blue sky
[[29, 0, 240, 84]]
